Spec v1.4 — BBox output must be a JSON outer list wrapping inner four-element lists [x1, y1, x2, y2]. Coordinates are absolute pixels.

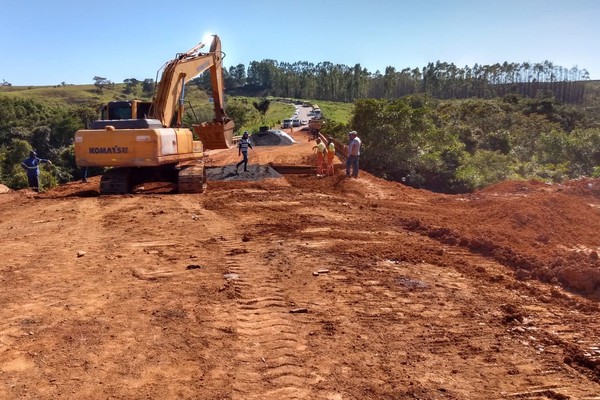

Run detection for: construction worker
[[236, 131, 254, 173], [326, 137, 335, 176], [21, 150, 52, 191], [346, 130, 361, 178], [312, 137, 326, 176]]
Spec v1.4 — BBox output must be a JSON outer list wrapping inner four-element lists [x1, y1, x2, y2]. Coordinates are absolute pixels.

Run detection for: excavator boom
[[148, 34, 233, 149]]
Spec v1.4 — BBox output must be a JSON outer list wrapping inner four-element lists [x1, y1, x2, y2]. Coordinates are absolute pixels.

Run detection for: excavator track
[[178, 163, 207, 194], [100, 167, 132, 195]]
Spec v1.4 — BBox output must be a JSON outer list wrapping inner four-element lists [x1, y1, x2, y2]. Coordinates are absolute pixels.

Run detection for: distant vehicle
[[300, 119, 308, 125], [282, 118, 293, 128], [292, 118, 300, 127]]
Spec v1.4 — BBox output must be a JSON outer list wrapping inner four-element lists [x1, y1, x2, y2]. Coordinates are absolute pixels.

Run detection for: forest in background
[[197, 59, 592, 104], [0, 57, 599, 193]]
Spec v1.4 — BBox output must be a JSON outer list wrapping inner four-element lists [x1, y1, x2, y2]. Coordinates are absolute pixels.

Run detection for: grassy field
[[0, 84, 147, 106], [0, 84, 355, 137], [317, 100, 353, 124]]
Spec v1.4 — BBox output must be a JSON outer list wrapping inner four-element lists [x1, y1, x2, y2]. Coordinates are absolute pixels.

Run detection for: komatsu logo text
[[89, 146, 129, 154]]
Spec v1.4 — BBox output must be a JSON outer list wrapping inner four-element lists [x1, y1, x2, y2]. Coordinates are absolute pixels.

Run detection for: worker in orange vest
[[326, 137, 335, 176], [312, 137, 326, 176]]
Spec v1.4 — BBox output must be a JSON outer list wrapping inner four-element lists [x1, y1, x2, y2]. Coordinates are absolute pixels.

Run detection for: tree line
[[193, 59, 590, 104]]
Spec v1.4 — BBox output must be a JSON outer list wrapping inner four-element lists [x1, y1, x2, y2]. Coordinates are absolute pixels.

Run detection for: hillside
[[0, 83, 199, 106], [1, 129, 599, 399]]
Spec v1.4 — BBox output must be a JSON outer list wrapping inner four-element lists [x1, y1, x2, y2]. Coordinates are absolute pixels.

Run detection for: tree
[[30, 126, 52, 156], [50, 114, 83, 148], [252, 98, 270, 116], [191, 71, 211, 91], [93, 76, 113, 93], [228, 64, 246, 88], [123, 78, 140, 95], [142, 79, 155, 96]]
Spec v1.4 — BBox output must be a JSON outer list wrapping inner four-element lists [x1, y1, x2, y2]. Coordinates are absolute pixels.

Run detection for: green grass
[[0, 83, 154, 107], [263, 99, 296, 127], [225, 97, 296, 133], [317, 100, 354, 123], [0, 84, 353, 130]]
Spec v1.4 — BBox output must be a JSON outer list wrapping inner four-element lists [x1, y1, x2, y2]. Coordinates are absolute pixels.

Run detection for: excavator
[[74, 34, 234, 194]]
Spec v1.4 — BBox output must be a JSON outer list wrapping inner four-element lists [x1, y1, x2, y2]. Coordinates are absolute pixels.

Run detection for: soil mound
[[3, 132, 600, 397], [250, 130, 297, 146]]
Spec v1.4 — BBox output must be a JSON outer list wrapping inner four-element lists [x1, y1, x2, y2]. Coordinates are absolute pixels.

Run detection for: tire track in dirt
[[218, 234, 314, 400], [193, 196, 319, 400]]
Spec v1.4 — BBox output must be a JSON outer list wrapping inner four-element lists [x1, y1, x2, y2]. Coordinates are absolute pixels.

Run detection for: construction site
[[1, 127, 600, 399]]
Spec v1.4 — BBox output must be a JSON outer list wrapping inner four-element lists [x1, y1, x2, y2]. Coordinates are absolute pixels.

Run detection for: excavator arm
[[149, 35, 229, 128]]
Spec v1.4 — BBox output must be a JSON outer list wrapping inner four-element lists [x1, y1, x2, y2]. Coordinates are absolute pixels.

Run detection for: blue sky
[[1, 0, 599, 86]]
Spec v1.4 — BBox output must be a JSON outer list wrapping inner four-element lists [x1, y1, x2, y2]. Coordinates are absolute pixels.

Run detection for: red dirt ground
[[1, 129, 599, 399]]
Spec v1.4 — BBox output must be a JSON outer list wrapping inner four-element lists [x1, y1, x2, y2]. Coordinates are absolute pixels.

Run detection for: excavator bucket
[[193, 120, 235, 150]]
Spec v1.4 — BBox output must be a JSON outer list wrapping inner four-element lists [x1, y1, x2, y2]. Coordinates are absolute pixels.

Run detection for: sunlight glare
[[202, 33, 214, 48]]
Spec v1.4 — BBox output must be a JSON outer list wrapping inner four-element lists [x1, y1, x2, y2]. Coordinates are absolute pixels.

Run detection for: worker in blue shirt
[[21, 150, 52, 191]]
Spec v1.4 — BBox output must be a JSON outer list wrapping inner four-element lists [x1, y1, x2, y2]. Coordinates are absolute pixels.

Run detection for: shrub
[[455, 150, 514, 190]]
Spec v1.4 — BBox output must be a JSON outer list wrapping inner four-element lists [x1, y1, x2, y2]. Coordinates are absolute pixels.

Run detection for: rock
[[312, 271, 319, 276], [289, 308, 309, 314], [0, 184, 10, 194], [317, 269, 330, 274], [77, 251, 86, 258]]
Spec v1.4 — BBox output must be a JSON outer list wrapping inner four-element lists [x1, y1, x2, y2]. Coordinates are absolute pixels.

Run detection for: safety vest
[[327, 143, 335, 161]]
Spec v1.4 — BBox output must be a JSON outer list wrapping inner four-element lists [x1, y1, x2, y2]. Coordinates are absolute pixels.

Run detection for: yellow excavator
[[74, 34, 234, 194]]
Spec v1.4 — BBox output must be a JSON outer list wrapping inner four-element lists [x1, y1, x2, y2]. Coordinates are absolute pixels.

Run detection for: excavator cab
[[101, 100, 153, 120]]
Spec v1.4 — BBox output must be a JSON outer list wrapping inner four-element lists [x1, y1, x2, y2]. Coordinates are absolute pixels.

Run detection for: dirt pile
[[1, 129, 599, 399]]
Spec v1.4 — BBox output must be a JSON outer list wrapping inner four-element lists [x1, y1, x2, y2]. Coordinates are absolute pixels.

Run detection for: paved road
[[292, 105, 312, 125]]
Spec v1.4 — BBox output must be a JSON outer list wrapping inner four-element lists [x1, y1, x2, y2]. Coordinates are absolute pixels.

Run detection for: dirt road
[[1, 129, 599, 399]]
